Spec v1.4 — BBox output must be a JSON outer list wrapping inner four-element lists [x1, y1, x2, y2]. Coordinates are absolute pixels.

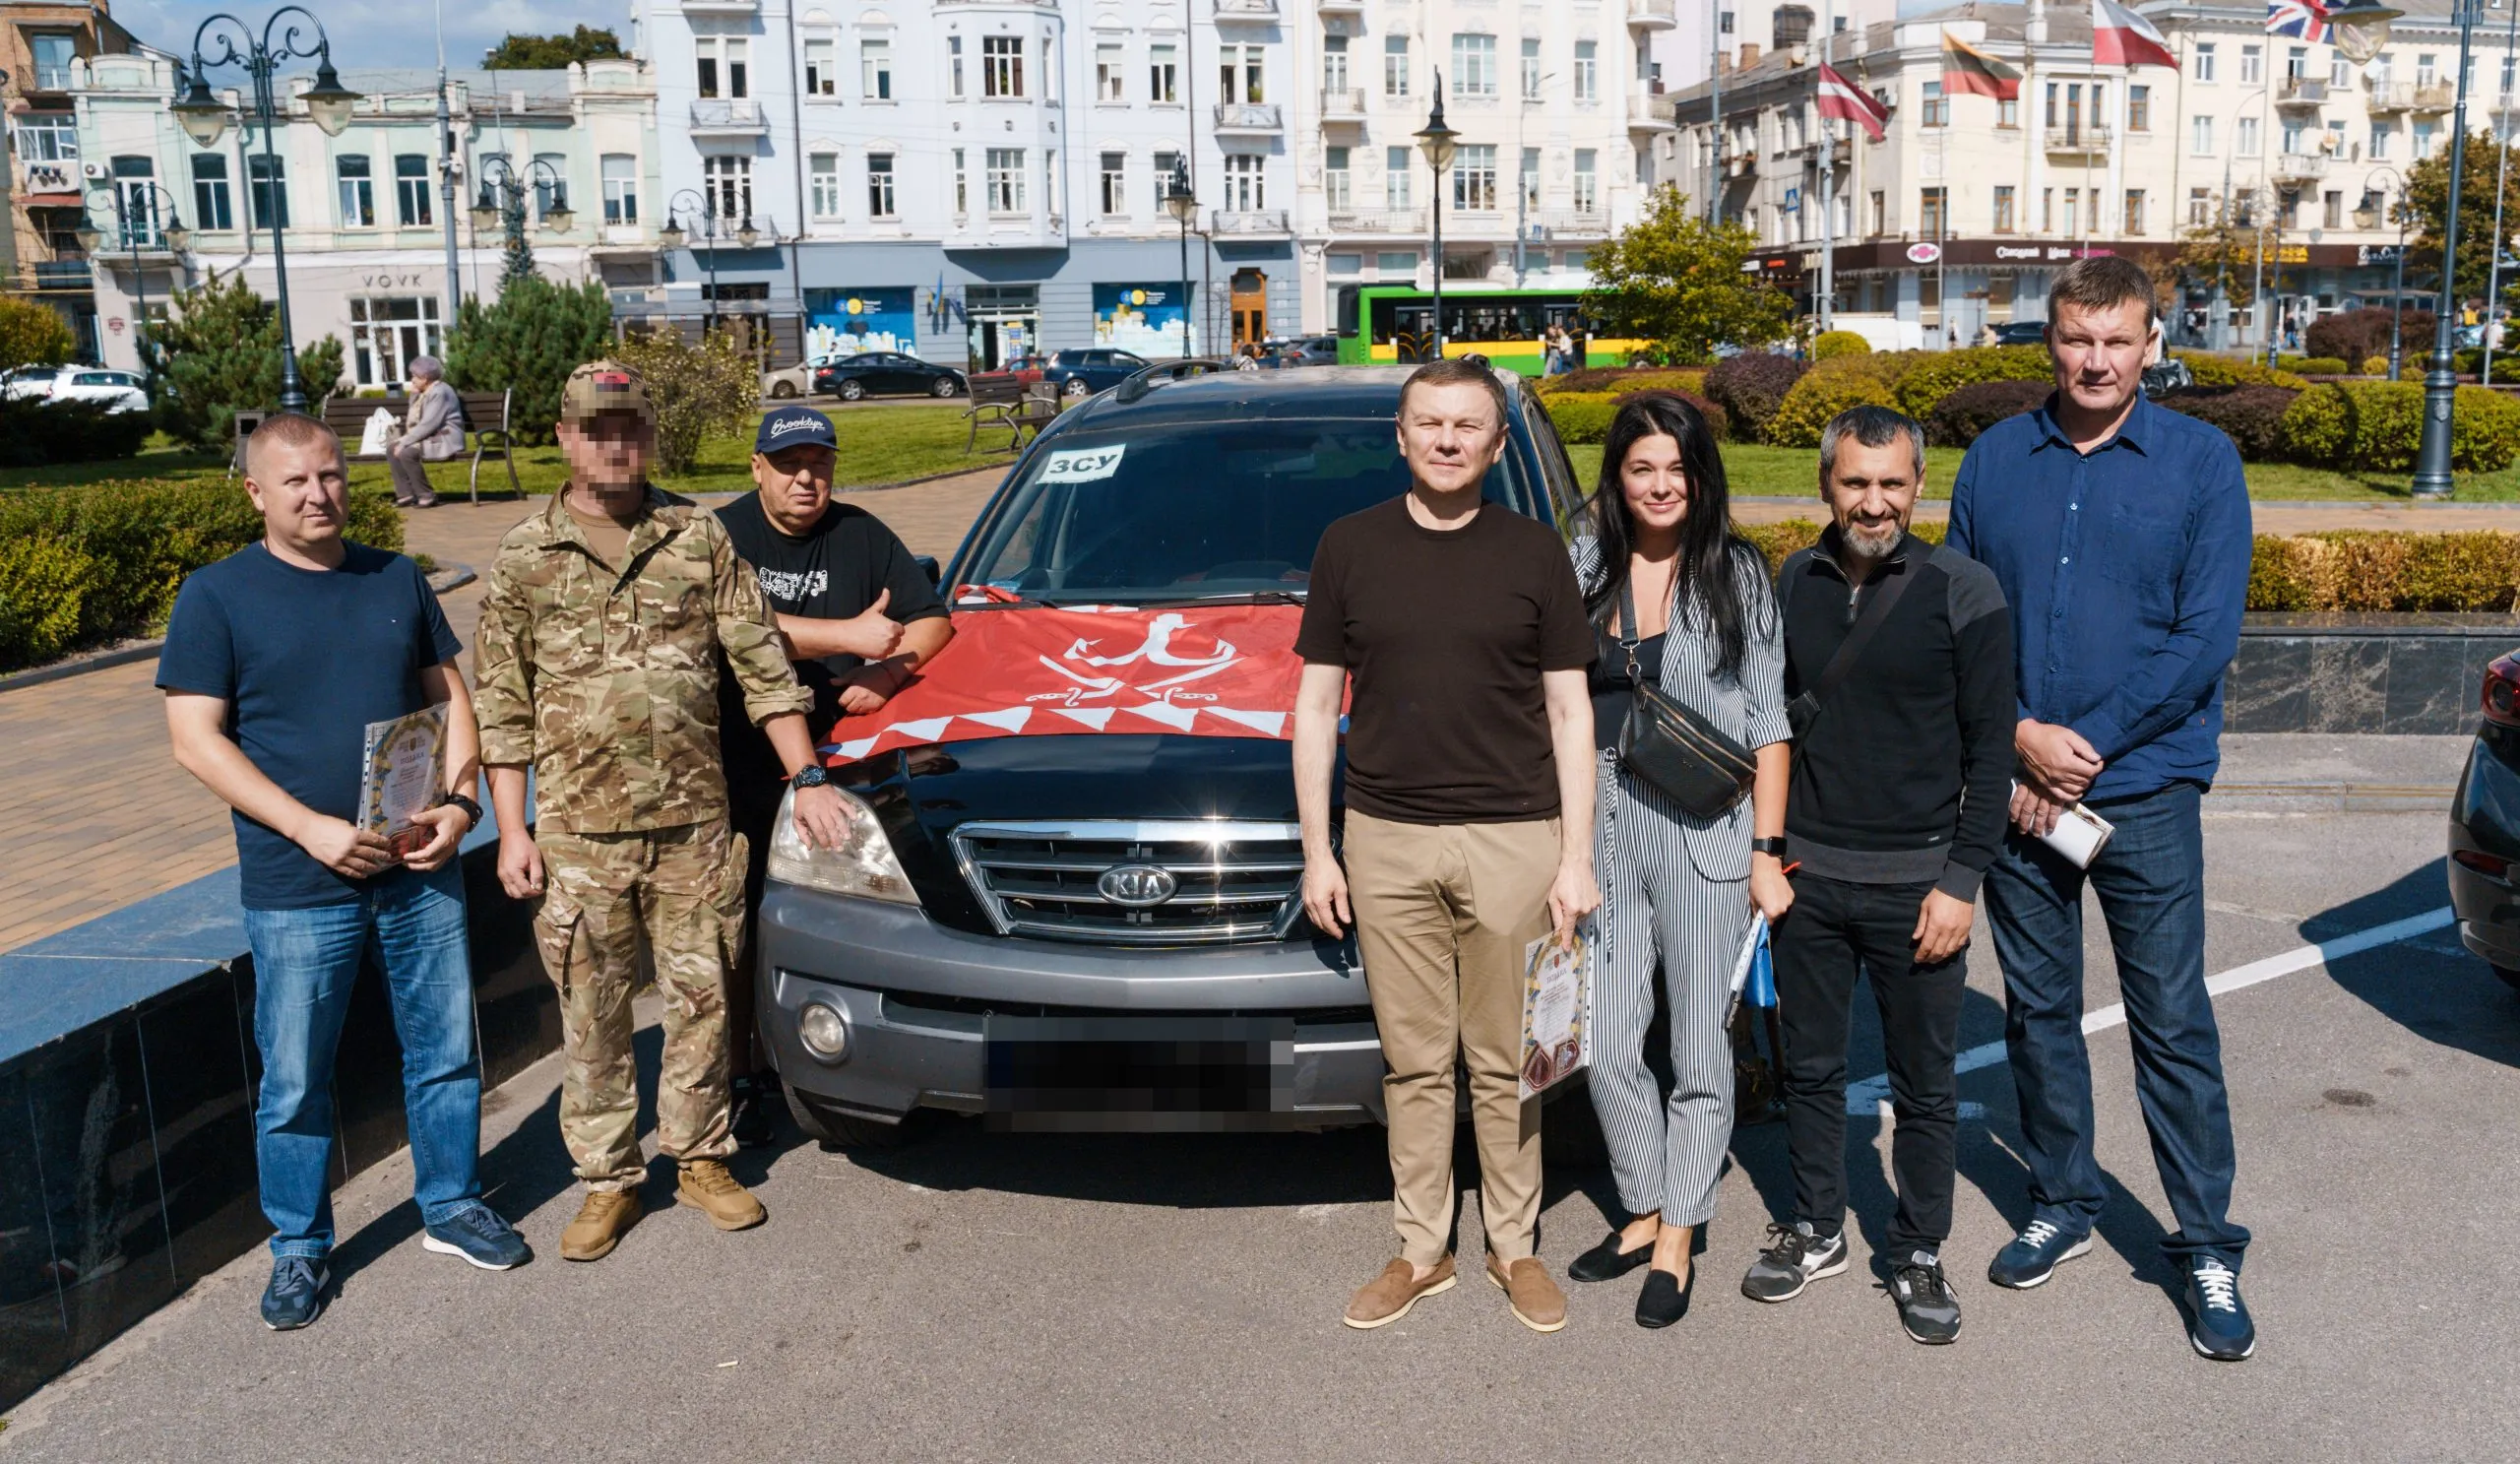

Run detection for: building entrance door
[[1229, 269, 1268, 351]]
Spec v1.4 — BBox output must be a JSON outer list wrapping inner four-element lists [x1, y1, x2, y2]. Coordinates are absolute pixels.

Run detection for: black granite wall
[[2227, 614, 2520, 735]]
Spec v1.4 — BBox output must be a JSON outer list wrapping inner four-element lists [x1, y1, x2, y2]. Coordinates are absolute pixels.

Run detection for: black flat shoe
[[1568, 1232, 1656, 1283], [1636, 1264, 1694, 1329]]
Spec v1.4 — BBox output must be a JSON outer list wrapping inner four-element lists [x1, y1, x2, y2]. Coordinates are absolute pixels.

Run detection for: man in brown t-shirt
[[1294, 358, 1599, 1334]]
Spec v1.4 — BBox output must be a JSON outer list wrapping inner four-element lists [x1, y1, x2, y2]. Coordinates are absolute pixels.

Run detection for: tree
[[441, 274, 614, 444], [2405, 129, 2520, 304], [152, 271, 347, 448], [481, 27, 624, 70], [1580, 185, 1796, 365], [0, 297, 77, 373], [613, 326, 759, 476], [2161, 195, 2276, 315]]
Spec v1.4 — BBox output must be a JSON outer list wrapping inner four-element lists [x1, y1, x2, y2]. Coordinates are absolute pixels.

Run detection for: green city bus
[[1333, 284, 1648, 375]]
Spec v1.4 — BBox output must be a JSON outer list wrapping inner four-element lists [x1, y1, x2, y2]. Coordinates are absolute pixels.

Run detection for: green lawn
[[0, 404, 997, 497], [1565, 441, 2520, 503]]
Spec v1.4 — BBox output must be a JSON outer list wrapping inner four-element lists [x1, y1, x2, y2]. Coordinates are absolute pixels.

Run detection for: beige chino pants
[[1345, 811, 1559, 1266]]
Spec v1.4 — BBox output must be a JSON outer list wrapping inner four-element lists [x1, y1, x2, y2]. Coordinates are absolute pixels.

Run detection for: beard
[[1841, 517, 1903, 561]]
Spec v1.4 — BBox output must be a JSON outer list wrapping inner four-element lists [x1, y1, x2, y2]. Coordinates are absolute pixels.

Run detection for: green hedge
[[2175, 353, 2310, 390], [2295, 356, 2350, 376], [1810, 330, 1871, 361], [1539, 387, 1731, 446], [1537, 367, 1708, 397], [0, 477, 405, 671], [2275, 381, 2520, 472], [0, 397, 152, 467], [1889, 346, 2051, 418], [1767, 364, 1899, 448]]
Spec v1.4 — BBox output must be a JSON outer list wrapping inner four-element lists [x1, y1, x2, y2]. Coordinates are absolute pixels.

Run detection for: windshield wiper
[[1136, 589, 1307, 607]]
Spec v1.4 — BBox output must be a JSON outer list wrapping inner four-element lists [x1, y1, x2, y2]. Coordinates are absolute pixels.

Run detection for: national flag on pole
[[1941, 30, 2024, 100], [2093, 0, 2180, 69], [2267, 0, 2329, 42], [1816, 61, 1889, 142]]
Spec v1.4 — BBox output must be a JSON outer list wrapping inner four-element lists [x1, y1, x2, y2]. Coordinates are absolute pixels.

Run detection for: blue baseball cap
[[756, 405, 838, 454]]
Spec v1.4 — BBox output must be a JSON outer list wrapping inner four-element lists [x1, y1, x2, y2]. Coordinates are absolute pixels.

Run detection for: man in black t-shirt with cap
[[716, 405, 955, 1141]]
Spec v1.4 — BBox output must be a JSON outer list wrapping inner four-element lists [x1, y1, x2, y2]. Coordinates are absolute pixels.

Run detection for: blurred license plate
[[982, 1016, 1295, 1131]]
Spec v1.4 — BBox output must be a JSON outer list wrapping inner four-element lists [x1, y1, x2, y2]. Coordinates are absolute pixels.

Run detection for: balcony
[[1327, 209, 1427, 234], [2272, 152, 2330, 183], [32, 259, 92, 289], [2277, 77, 2328, 107], [1213, 101, 1284, 134], [2043, 125, 2111, 158], [1627, 94, 1675, 132], [1212, 208, 1292, 235], [1214, 0, 1278, 20], [2368, 81, 2412, 113], [1725, 151, 1759, 177], [2412, 82, 2456, 113], [17, 160, 78, 196], [1533, 209, 1611, 236], [1626, 0, 1678, 29], [1320, 88, 1366, 120], [688, 98, 767, 137]]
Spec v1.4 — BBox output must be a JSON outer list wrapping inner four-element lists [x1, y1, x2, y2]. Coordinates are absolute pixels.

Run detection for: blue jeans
[[243, 864, 482, 1259], [1981, 782, 2249, 1269]]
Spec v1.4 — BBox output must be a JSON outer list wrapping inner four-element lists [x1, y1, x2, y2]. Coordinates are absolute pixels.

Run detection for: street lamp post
[[2358, 167, 2412, 380], [2218, 85, 2269, 355], [1164, 159, 1197, 358], [171, 7, 361, 413], [468, 155, 574, 279], [1414, 73, 1460, 362], [2416, 0, 2483, 498], [659, 187, 723, 327], [77, 182, 191, 396]]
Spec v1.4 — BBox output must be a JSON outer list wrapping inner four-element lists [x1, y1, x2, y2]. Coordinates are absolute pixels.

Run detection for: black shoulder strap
[[1805, 555, 1919, 713]]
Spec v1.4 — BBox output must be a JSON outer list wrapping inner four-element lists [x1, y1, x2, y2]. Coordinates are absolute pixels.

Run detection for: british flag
[[2268, 0, 2329, 43]]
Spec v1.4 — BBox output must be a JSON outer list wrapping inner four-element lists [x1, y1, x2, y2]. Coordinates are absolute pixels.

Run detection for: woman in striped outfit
[[1567, 394, 1795, 1328]]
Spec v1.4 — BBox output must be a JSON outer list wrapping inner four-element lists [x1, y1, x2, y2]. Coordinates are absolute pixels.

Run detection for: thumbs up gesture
[[839, 587, 907, 661]]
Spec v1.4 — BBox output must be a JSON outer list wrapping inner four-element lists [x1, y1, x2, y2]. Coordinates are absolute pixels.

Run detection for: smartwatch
[[1750, 836, 1790, 859], [434, 792, 483, 832], [791, 764, 831, 790]]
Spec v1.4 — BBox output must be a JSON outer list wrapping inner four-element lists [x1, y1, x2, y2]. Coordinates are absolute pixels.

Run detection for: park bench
[[316, 388, 520, 503], [963, 377, 1060, 454]]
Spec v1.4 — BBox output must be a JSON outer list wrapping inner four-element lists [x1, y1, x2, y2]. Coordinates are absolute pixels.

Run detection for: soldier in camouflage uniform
[[475, 360, 850, 1261]]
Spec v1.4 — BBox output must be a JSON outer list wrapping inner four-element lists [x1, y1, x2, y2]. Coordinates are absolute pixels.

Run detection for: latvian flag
[[1941, 31, 2023, 100], [1816, 61, 1889, 142], [2268, 0, 2328, 42], [2093, 0, 2180, 69]]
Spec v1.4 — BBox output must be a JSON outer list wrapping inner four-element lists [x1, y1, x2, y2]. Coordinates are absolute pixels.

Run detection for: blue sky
[[114, 0, 624, 74]]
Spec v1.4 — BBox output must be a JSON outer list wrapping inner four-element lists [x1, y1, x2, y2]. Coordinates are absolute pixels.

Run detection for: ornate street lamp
[[469, 154, 573, 283], [662, 188, 724, 325], [80, 182, 190, 396], [2325, 0, 2406, 65], [172, 8, 361, 412], [2414, 0, 2478, 497], [1165, 159, 1198, 358], [1415, 73, 1460, 362]]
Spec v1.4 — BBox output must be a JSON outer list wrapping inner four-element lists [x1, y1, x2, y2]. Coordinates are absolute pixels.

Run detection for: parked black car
[[814, 351, 967, 401], [2448, 651, 2520, 990], [1993, 320, 2048, 347], [1040, 348, 1153, 398], [755, 365, 1592, 1146]]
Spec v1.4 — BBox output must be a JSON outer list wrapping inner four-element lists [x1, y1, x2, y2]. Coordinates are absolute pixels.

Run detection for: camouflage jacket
[[475, 486, 810, 834]]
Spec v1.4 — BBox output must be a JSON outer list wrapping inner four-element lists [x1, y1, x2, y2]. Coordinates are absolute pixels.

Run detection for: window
[[804, 37, 835, 96], [532, 152, 567, 219], [1999, 96, 2019, 128], [12, 113, 76, 162], [1520, 147, 1540, 211], [1993, 184, 2016, 232], [2280, 118, 2304, 154], [1153, 150, 1179, 212], [695, 36, 749, 98], [2239, 43, 2262, 85], [192, 154, 233, 230], [1151, 43, 1177, 102], [394, 154, 431, 225], [868, 153, 897, 219], [2504, 54, 2517, 95], [336, 155, 375, 226], [2372, 122, 2394, 159], [600, 154, 637, 224], [1922, 80, 1947, 127], [1574, 41, 1597, 100], [1386, 145, 1413, 208], [2189, 187, 2210, 226], [2237, 116, 2260, 157], [1223, 154, 1265, 211], [2126, 188, 2146, 233], [2192, 115, 2215, 155], [953, 148, 969, 213], [1325, 35, 1350, 93], [986, 148, 1026, 212], [2286, 44, 2306, 81], [2041, 187, 2054, 231], [1326, 146, 1352, 211], [984, 35, 1025, 97], [2194, 43, 2217, 83], [1328, 252, 1361, 276], [1221, 44, 1264, 104], [1376, 250, 1417, 273], [949, 35, 965, 98], [249, 154, 288, 228], [1522, 38, 1542, 100], [1452, 34, 1497, 96], [2334, 55, 2354, 87], [1920, 186, 1947, 237], [1045, 148, 1061, 218], [1098, 41, 1125, 101], [2128, 85, 2150, 132], [810, 153, 843, 218], [862, 37, 892, 100], [348, 296, 443, 388], [2419, 54, 2438, 88], [1573, 149, 1598, 213], [1453, 143, 1496, 211], [704, 155, 752, 220], [2417, 120, 2439, 159], [109, 157, 158, 247], [1384, 35, 1410, 97], [30, 32, 75, 90], [1869, 190, 1885, 234], [2322, 189, 2342, 229], [1101, 151, 1127, 214], [2062, 187, 2079, 235]]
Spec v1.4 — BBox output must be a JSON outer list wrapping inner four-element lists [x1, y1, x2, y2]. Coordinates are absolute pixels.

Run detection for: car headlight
[[796, 1001, 850, 1062], [767, 784, 920, 905]]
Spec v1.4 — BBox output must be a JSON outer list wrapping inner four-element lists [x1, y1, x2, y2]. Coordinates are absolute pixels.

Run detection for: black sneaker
[[259, 1256, 330, 1331], [1740, 1222, 1851, 1304], [2183, 1258, 2256, 1361], [729, 1073, 781, 1149], [1889, 1250, 1962, 1345], [1986, 1217, 2094, 1290]]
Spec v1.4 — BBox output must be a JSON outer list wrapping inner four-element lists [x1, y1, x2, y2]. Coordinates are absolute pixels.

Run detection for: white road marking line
[[1843, 905, 2456, 1115]]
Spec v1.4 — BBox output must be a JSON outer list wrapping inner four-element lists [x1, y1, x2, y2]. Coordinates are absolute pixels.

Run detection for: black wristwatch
[[790, 764, 831, 790], [1750, 836, 1790, 860], [434, 792, 482, 832]]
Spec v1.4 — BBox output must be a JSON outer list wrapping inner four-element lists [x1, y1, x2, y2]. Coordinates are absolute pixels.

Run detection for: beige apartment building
[[1669, 0, 2491, 347], [2, 0, 141, 354]]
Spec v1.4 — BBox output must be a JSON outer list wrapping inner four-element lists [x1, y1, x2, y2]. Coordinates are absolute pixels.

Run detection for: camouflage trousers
[[532, 820, 748, 1191]]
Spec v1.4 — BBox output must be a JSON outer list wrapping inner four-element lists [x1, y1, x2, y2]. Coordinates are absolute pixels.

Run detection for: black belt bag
[[1611, 580, 1757, 819]]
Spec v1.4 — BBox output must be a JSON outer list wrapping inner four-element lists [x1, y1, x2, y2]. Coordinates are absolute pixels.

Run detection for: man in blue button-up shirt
[[1946, 257, 2257, 1363]]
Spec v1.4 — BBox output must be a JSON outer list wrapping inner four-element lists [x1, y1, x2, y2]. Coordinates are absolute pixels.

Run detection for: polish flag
[[1816, 62, 1889, 143], [2092, 0, 2179, 69]]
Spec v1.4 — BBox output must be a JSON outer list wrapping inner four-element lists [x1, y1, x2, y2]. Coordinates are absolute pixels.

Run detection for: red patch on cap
[[593, 371, 632, 391]]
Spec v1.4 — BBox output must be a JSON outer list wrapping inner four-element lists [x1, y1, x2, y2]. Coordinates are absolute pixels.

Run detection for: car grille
[[949, 820, 1305, 946]]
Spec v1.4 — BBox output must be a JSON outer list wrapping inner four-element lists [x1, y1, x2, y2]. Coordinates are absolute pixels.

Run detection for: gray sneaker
[[1741, 1221, 1851, 1304], [1890, 1250, 1962, 1345]]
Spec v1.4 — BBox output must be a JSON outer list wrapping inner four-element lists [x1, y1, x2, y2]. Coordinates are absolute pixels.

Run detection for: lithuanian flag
[[1941, 30, 2022, 100]]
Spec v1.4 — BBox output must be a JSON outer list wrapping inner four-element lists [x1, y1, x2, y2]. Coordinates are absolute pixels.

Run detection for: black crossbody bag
[[1785, 559, 1917, 739], [1610, 579, 1759, 819]]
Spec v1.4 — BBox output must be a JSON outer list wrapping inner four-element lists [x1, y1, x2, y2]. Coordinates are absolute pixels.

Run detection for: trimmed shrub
[[1540, 391, 1619, 445], [443, 274, 615, 446], [0, 535, 95, 668], [1703, 350, 1806, 442], [1888, 346, 2051, 418], [0, 397, 152, 467], [2306, 307, 2437, 366], [1609, 387, 1731, 445], [1542, 366, 1707, 396], [2174, 353, 2311, 391], [1810, 330, 1871, 361], [1766, 363, 1898, 448], [1925, 378, 2052, 448], [2362, 355, 2391, 376], [2296, 356, 2350, 375], [0, 295, 77, 373], [2276, 380, 2520, 472], [2157, 385, 2300, 462]]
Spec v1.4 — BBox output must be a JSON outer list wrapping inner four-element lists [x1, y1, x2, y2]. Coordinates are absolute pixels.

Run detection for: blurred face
[[245, 434, 349, 557], [1822, 434, 1919, 563], [2047, 297, 2158, 420], [1619, 431, 1689, 541], [557, 412, 654, 506], [753, 442, 837, 534], [1396, 379, 1507, 497]]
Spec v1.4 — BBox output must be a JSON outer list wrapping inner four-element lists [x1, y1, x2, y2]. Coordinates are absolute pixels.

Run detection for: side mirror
[[916, 555, 942, 587]]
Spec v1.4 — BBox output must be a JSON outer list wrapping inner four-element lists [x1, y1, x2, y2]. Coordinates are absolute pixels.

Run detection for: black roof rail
[[1113, 356, 1231, 405]]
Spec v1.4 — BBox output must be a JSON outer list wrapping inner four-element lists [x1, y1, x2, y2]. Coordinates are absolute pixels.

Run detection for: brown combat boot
[[559, 1189, 642, 1261], [1486, 1252, 1569, 1333], [675, 1160, 767, 1231]]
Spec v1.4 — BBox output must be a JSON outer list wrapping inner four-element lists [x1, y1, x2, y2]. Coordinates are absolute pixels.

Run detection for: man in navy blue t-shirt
[[159, 414, 530, 1331]]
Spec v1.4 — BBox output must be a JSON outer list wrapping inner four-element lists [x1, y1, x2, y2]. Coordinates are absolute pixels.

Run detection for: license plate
[[982, 1016, 1295, 1130]]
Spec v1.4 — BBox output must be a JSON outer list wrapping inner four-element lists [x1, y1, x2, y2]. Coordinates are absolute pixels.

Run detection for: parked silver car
[[4, 365, 148, 413]]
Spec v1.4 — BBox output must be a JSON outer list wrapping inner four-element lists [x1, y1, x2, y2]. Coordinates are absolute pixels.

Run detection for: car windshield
[[957, 415, 1537, 603]]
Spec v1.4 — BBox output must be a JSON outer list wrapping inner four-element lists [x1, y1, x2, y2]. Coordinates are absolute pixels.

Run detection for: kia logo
[[1097, 863, 1178, 907]]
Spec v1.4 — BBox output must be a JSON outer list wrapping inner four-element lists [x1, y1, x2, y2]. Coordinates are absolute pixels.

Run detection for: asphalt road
[[6, 734, 2516, 1462]]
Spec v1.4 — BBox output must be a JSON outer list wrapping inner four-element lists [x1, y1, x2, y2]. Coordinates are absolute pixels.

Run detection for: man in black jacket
[[1740, 405, 2015, 1347]]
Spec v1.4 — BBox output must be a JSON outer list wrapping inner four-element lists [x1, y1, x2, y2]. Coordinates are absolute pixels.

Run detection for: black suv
[[757, 366, 1589, 1145]]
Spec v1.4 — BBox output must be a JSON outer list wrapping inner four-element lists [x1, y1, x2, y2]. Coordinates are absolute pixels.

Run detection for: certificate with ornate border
[[356, 704, 447, 861]]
